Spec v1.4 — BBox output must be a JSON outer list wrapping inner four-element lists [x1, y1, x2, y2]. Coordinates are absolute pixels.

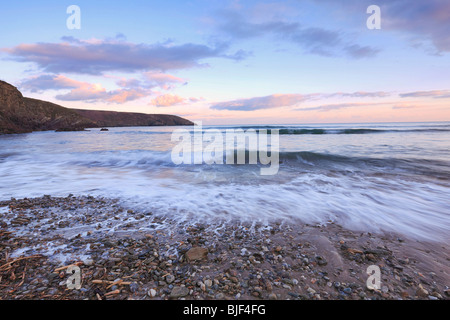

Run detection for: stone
[[307, 287, 316, 294], [185, 247, 208, 262], [83, 259, 94, 266], [166, 275, 175, 284], [416, 284, 429, 298], [170, 286, 189, 298], [215, 293, 225, 299], [269, 293, 278, 300], [130, 282, 139, 293], [204, 279, 213, 288], [149, 289, 157, 297]]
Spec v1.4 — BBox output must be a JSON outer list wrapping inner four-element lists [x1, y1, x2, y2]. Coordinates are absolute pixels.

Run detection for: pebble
[[269, 293, 278, 300], [149, 289, 157, 298], [166, 275, 175, 284], [416, 284, 429, 298], [170, 286, 189, 298], [307, 287, 316, 294], [185, 247, 208, 262], [343, 288, 352, 294]]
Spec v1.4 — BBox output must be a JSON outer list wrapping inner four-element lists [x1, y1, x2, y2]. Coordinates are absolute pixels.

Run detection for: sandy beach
[[0, 195, 448, 300]]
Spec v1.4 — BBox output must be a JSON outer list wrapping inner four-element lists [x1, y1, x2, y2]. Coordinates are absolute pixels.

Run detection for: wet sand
[[0, 195, 448, 300]]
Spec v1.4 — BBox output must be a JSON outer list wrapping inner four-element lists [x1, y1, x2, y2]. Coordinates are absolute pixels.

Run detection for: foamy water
[[1, 122, 449, 242]]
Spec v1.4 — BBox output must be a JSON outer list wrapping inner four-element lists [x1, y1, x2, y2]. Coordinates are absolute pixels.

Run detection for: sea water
[[0, 122, 449, 242]]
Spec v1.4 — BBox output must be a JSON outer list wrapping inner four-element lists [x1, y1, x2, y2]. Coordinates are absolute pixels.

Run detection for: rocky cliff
[[72, 109, 193, 127], [0, 80, 193, 134], [0, 80, 29, 133]]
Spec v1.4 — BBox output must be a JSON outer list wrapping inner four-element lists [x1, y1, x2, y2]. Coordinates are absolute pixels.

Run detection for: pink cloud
[[144, 72, 187, 90], [149, 94, 186, 107], [20, 74, 152, 103]]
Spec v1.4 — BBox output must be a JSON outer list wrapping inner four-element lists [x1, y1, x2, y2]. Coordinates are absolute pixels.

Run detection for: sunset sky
[[1, 0, 450, 124]]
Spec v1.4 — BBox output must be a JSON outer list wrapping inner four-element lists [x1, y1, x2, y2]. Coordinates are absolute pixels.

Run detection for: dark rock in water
[[100, 128, 109, 131]]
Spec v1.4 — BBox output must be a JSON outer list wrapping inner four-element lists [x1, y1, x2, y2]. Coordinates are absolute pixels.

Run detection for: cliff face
[[23, 98, 96, 131], [72, 109, 194, 127], [0, 80, 193, 134], [0, 81, 29, 134], [0, 81, 97, 134]]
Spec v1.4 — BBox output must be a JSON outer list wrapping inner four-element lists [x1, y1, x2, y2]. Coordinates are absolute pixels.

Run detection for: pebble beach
[[0, 195, 448, 300]]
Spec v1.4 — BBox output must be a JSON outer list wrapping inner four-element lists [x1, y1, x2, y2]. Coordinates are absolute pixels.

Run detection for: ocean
[[1, 122, 449, 242]]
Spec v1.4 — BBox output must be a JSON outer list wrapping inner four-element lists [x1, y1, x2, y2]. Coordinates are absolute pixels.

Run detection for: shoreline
[[0, 195, 448, 300]]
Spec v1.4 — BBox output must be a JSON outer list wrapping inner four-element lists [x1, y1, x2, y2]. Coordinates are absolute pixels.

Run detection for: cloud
[[143, 72, 187, 90], [20, 74, 81, 92], [399, 90, 450, 99], [215, 11, 379, 58], [3, 37, 247, 75], [20, 74, 150, 103], [313, 0, 450, 54], [380, 0, 450, 53], [344, 45, 381, 59], [326, 91, 391, 98], [149, 94, 186, 107], [19, 69, 193, 104], [392, 103, 420, 110], [296, 102, 387, 112], [210, 91, 391, 111], [210, 94, 312, 111], [188, 97, 205, 103]]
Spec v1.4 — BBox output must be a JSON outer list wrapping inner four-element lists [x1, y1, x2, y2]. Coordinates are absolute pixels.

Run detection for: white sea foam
[[1, 124, 449, 242]]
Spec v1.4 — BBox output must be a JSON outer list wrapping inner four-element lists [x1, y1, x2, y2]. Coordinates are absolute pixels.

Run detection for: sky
[[1, 0, 450, 125]]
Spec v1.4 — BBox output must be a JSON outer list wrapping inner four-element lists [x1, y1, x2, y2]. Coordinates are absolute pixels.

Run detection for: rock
[[83, 259, 94, 266], [215, 293, 225, 299], [204, 279, 213, 288], [149, 289, 157, 297], [366, 253, 376, 261], [170, 286, 189, 298], [343, 288, 352, 294], [315, 255, 327, 266], [185, 247, 208, 262], [129, 282, 139, 293], [416, 284, 429, 298], [307, 287, 316, 294], [268, 293, 278, 300], [166, 275, 175, 284]]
